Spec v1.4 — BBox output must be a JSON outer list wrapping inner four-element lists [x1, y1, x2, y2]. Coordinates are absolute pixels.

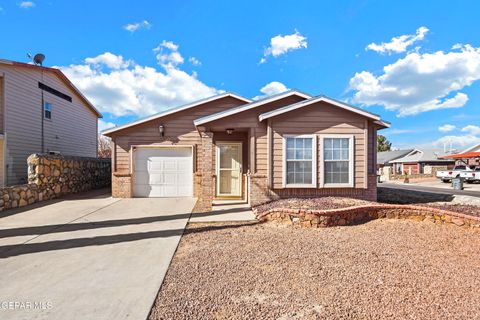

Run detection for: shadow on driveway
[[0, 221, 259, 259]]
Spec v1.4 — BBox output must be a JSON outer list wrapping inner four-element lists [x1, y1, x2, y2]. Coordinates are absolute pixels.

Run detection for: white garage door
[[133, 147, 193, 197]]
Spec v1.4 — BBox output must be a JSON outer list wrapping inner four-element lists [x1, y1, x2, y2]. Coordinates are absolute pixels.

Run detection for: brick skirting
[[254, 204, 480, 230], [112, 172, 132, 198]]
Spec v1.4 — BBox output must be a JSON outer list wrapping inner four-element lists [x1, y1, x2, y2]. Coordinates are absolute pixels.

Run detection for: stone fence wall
[[254, 204, 480, 230], [0, 154, 110, 212]]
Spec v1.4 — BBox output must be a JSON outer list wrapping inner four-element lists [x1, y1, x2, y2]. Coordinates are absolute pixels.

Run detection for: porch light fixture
[[226, 128, 234, 135], [159, 125, 165, 137]]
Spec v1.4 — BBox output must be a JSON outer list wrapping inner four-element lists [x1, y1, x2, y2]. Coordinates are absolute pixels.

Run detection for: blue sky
[[1, 0, 480, 150]]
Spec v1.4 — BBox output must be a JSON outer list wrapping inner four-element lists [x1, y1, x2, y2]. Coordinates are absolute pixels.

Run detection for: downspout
[[40, 69, 44, 153]]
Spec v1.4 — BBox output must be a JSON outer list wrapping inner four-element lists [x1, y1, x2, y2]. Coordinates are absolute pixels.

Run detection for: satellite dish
[[33, 53, 45, 66]]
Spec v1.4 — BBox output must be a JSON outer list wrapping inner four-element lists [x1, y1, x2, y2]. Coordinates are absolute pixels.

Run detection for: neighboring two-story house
[[0, 59, 102, 186]]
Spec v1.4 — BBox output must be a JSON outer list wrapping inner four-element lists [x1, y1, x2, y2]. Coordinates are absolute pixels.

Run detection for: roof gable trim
[[258, 95, 382, 122], [193, 90, 311, 126], [0, 59, 102, 118], [102, 92, 251, 135]]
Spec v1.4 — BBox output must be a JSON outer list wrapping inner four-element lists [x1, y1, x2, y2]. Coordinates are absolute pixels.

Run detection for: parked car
[[436, 165, 472, 183], [460, 167, 480, 183]]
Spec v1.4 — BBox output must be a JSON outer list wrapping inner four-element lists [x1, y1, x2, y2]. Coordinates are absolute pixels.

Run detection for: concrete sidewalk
[[189, 200, 257, 223], [0, 191, 196, 320]]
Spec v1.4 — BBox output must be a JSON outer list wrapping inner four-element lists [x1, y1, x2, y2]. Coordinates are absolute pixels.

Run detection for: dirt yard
[[150, 220, 480, 320]]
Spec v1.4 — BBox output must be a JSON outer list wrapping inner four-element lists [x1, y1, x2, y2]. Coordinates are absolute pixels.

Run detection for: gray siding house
[[0, 59, 102, 186]]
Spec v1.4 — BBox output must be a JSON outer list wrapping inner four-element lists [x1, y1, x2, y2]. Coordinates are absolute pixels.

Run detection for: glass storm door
[[217, 143, 242, 197]]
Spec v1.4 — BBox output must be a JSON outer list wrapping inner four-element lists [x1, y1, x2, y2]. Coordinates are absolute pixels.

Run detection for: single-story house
[[389, 149, 455, 175], [103, 90, 390, 211], [377, 149, 414, 181], [377, 149, 414, 169], [446, 144, 480, 167]]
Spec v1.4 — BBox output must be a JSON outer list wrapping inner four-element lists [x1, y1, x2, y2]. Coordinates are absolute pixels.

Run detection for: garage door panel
[[133, 147, 193, 198], [148, 161, 163, 171], [163, 161, 177, 171]]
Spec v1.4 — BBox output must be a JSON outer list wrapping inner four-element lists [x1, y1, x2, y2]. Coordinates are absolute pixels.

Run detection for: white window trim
[[44, 102, 52, 120], [282, 134, 317, 188], [320, 134, 355, 188]]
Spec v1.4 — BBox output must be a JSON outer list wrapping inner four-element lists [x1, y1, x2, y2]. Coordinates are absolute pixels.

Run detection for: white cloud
[[439, 124, 457, 133], [60, 49, 218, 117], [383, 129, 415, 135], [432, 134, 480, 149], [189, 57, 201, 66], [123, 20, 151, 32], [85, 52, 131, 69], [260, 31, 307, 63], [253, 81, 288, 100], [98, 119, 116, 133], [19, 1, 35, 8], [349, 44, 480, 116], [461, 125, 480, 135], [366, 26, 429, 54], [438, 124, 456, 132], [154, 40, 184, 67]]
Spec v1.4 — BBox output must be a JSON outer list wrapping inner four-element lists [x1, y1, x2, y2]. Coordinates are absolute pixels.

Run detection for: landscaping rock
[[0, 154, 111, 213]]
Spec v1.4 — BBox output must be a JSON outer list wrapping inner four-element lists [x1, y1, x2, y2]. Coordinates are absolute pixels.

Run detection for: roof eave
[[102, 92, 251, 136], [193, 90, 311, 126], [0, 59, 102, 118], [258, 95, 383, 123]]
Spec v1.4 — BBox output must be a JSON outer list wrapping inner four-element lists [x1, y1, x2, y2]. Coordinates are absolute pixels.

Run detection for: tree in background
[[98, 135, 111, 158], [377, 135, 392, 152]]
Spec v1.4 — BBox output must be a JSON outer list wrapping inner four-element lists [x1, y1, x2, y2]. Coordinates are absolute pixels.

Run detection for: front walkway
[[189, 200, 257, 223], [0, 191, 197, 320]]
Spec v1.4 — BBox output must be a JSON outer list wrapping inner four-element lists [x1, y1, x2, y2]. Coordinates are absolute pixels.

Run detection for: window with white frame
[[44, 102, 52, 119], [323, 136, 353, 185], [284, 135, 316, 186]]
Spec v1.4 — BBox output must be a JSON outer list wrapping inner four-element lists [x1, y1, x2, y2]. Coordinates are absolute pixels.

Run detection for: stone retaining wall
[[0, 154, 110, 212], [254, 204, 480, 230]]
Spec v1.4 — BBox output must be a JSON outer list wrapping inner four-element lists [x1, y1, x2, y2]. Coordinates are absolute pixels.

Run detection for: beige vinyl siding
[[112, 96, 246, 173], [267, 101, 368, 189], [0, 65, 98, 185], [0, 76, 4, 133], [202, 95, 306, 176]]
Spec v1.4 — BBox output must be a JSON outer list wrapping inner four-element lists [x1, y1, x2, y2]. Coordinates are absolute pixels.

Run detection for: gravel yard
[[254, 197, 375, 214], [150, 220, 480, 320], [424, 203, 480, 218]]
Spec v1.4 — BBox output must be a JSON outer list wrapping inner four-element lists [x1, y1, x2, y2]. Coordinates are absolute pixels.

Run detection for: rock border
[[253, 204, 480, 230]]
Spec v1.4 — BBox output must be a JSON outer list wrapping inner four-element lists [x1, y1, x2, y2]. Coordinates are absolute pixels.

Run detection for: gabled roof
[[193, 90, 311, 126], [258, 95, 390, 128], [0, 59, 102, 118], [390, 149, 455, 163], [462, 143, 480, 153], [444, 151, 480, 159], [103, 92, 251, 135], [377, 149, 414, 165]]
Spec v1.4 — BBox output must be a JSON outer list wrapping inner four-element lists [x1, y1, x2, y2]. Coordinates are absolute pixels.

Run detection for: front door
[[216, 142, 242, 197]]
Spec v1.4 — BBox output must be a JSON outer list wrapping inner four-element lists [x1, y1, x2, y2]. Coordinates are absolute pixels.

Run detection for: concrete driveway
[[0, 190, 197, 320]]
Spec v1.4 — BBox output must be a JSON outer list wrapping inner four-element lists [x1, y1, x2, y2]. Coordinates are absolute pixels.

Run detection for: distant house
[[389, 149, 455, 175], [377, 149, 414, 181], [460, 143, 480, 166], [0, 59, 102, 186], [377, 149, 414, 169], [443, 143, 480, 167]]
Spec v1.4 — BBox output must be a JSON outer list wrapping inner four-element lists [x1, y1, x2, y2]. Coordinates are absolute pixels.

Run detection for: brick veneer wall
[[249, 174, 378, 207], [112, 173, 132, 198], [194, 132, 214, 212]]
